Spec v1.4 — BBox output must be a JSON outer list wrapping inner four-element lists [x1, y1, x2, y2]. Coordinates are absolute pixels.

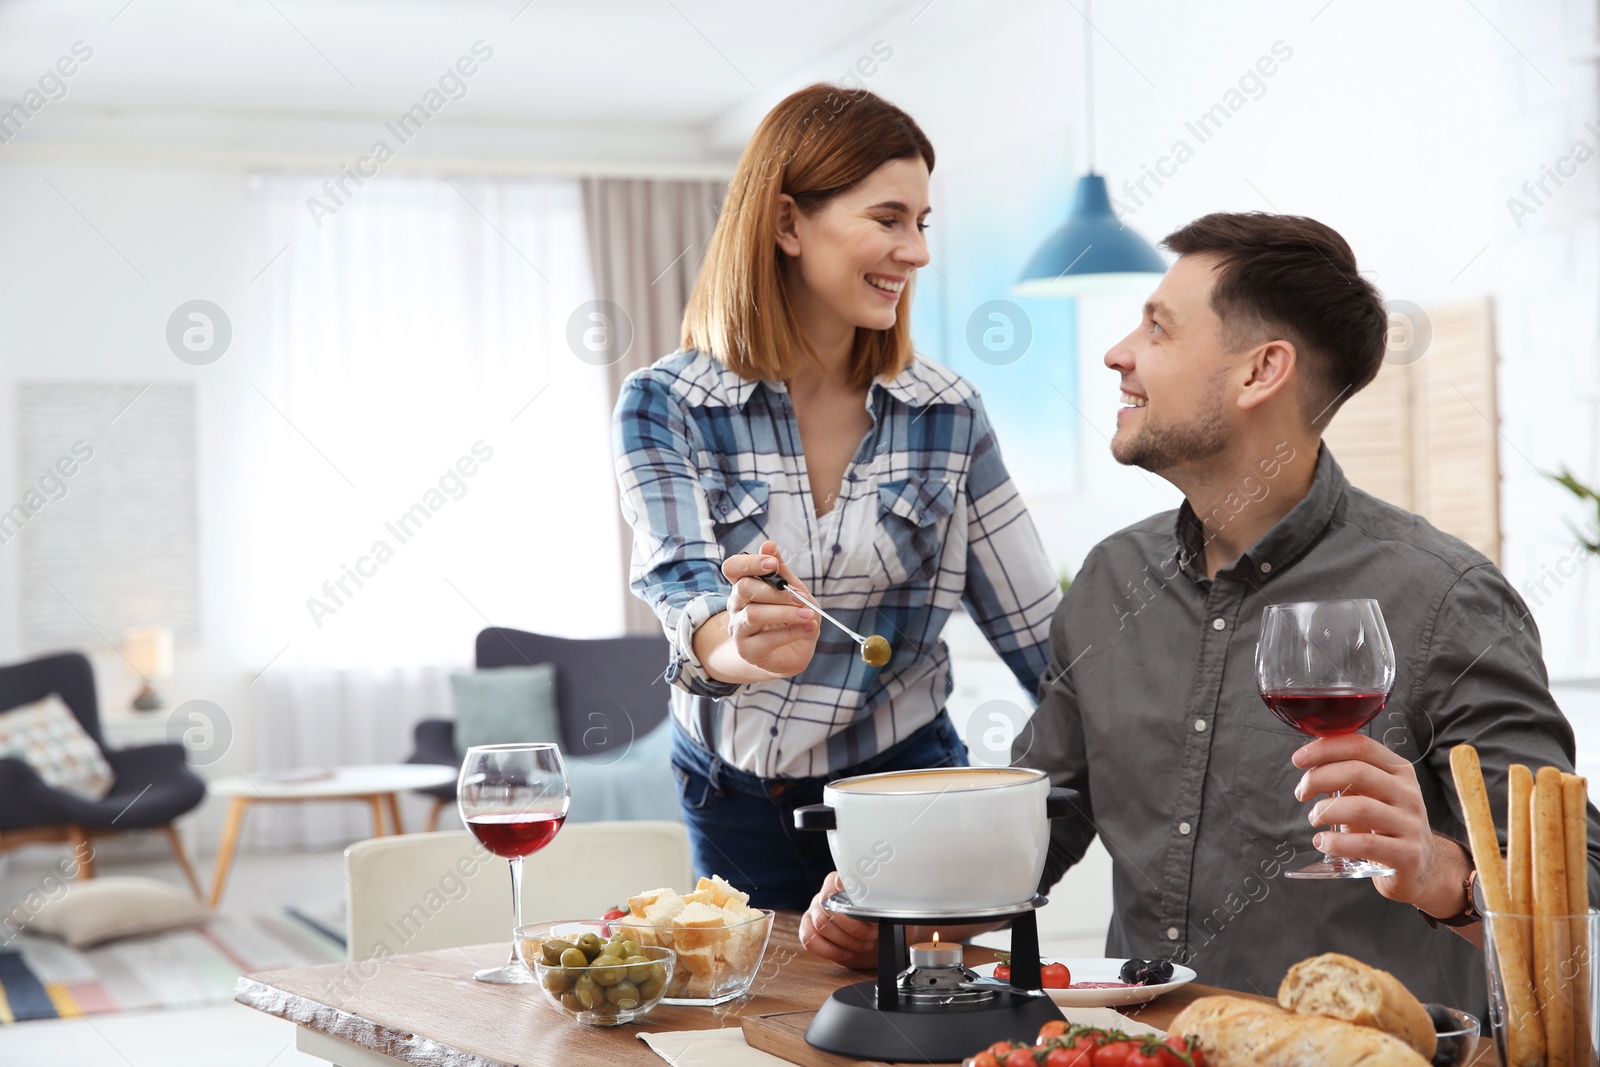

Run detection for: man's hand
[[1293, 733, 1471, 919], [799, 872, 879, 969]]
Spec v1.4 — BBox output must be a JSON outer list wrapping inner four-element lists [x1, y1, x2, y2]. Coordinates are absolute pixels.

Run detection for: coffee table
[[207, 763, 456, 907]]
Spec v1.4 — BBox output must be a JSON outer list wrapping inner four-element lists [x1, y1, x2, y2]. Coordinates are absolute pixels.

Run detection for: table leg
[[368, 796, 387, 837], [162, 823, 205, 901], [209, 798, 250, 908], [424, 797, 446, 833], [385, 793, 404, 835], [66, 825, 95, 879]]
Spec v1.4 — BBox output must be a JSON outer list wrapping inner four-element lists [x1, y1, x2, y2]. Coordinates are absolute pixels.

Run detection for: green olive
[[605, 980, 640, 1008], [575, 933, 604, 959], [617, 939, 641, 958], [861, 634, 891, 667], [561, 992, 583, 1013], [559, 947, 588, 969], [623, 954, 653, 983], [574, 974, 602, 1010], [541, 938, 574, 966], [589, 955, 626, 986], [639, 974, 665, 1001], [645, 961, 667, 986], [542, 969, 570, 993]]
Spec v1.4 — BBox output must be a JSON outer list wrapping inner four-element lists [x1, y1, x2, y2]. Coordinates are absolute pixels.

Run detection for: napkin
[[1060, 1005, 1167, 1038], [639, 1027, 794, 1067]]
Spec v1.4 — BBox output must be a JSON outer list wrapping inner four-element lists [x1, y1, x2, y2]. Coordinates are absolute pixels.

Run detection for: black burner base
[[804, 980, 1064, 1063]]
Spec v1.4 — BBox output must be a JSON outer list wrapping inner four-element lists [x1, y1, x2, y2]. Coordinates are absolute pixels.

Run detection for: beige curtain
[[582, 177, 727, 633]]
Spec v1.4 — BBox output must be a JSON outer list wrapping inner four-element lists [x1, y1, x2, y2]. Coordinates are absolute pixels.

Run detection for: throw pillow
[[451, 664, 560, 756], [28, 876, 210, 947], [0, 694, 114, 800]]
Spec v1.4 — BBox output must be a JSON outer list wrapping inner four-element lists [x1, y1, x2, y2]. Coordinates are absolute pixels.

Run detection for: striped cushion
[[0, 694, 113, 800]]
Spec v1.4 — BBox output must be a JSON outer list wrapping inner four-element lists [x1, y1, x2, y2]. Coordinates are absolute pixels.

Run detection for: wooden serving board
[[740, 983, 1266, 1067]]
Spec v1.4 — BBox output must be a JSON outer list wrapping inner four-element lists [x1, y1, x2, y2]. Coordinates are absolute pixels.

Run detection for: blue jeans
[[669, 714, 969, 911]]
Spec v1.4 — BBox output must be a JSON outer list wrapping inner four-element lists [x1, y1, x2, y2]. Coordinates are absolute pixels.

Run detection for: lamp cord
[[1083, 0, 1095, 173]]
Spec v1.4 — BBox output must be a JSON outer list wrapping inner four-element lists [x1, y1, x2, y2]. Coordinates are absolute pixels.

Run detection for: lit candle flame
[[932, 932, 940, 946]]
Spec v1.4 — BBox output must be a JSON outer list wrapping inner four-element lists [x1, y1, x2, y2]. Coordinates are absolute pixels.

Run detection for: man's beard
[[1111, 395, 1229, 474]]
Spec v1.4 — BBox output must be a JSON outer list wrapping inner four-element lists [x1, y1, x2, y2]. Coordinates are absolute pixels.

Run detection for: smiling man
[[801, 211, 1600, 1009]]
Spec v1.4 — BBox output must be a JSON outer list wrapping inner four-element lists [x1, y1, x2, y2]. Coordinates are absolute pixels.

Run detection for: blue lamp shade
[[1013, 174, 1168, 298]]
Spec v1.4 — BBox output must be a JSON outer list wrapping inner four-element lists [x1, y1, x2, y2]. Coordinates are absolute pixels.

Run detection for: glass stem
[[1324, 789, 1346, 865], [503, 855, 524, 969]]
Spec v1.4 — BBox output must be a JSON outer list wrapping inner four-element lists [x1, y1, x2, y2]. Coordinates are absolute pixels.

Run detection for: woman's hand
[[721, 540, 820, 678]]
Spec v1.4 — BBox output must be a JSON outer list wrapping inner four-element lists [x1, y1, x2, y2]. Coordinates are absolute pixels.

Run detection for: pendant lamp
[[1014, 0, 1166, 297]]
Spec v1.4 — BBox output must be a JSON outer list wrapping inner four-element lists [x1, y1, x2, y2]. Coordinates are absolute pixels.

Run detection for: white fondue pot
[[793, 766, 1078, 913]]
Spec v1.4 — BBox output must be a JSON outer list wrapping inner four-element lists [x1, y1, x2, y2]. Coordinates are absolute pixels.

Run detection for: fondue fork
[[756, 572, 870, 649]]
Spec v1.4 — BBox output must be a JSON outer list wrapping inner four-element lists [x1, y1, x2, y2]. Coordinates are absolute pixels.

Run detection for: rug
[[0, 908, 345, 1024]]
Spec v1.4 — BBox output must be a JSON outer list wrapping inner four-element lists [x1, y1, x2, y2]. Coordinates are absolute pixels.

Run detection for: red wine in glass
[[1263, 690, 1389, 738], [1256, 600, 1396, 880], [457, 743, 570, 983], [467, 811, 567, 858]]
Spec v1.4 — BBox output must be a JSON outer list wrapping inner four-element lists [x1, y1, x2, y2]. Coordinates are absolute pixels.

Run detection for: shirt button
[[847, 473, 857, 482], [1179, 821, 1192, 835], [770, 726, 779, 736], [1259, 562, 1272, 574], [1166, 927, 1181, 941], [833, 544, 841, 554], [1194, 719, 1207, 733], [719, 502, 730, 515], [1211, 617, 1226, 631]]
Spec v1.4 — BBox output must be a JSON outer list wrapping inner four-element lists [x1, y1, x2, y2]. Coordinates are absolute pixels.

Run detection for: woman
[[613, 83, 1060, 910]]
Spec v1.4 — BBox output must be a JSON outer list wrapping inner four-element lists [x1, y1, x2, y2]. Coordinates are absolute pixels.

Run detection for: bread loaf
[[1170, 995, 1431, 1067], [1277, 952, 1437, 1061]]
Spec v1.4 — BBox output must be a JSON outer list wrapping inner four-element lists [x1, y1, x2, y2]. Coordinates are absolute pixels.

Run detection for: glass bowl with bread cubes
[[616, 874, 775, 1006]]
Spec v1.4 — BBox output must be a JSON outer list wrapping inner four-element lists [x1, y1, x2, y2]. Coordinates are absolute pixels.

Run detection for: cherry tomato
[[1040, 962, 1072, 988], [1092, 1041, 1135, 1067], [1046, 1048, 1092, 1067], [994, 963, 1012, 982], [1004, 1048, 1037, 1067], [973, 1054, 1002, 1067], [1037, 1020, 1069, 1043], [1123, 1049, 1165, 1067], [1068, 1035, 1100, 1054], [601, 907, 627, 921], [989, 1041, 1018, 1059], [1162, 1037, 1203, 1067]]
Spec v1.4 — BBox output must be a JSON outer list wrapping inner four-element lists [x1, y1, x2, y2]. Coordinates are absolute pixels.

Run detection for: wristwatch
[[1418, 868, 1481, 929]]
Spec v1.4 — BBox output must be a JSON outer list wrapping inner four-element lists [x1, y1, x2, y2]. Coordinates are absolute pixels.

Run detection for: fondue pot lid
[[826, 766, 1047, 796]]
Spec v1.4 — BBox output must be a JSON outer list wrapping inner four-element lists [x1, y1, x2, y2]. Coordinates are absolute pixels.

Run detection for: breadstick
[[1451, 745, 1545, 1066], [1536, 765, 1574, 1067], [1511, 765, 1536, 981], [1562, 773, 1590, 1059]]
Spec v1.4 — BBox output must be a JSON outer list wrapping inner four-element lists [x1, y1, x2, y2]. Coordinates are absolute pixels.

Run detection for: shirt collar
[[1173, 442, 1346, 583], [720, 354, 960, 411]]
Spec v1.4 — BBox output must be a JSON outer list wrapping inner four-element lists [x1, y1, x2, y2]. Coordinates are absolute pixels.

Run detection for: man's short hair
[[1162, 212, 1388, 425]]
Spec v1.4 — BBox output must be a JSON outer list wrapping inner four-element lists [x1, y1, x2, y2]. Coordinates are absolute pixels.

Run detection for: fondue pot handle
[[793, 803, 835, 831], [1046, 786, 1080, 819]]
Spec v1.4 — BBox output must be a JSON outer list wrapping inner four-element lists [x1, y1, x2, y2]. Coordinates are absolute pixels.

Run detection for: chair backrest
[[344, 821, 694, 961], [0, 651, 103, 749], [474, 628, 671, 757]]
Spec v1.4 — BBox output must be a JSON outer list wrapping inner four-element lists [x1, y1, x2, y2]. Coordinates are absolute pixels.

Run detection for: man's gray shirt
[[1023, 442, 1600, 1009]]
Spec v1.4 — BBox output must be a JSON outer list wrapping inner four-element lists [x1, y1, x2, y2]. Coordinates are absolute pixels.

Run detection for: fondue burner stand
[[804, 892, 1064, 1063]]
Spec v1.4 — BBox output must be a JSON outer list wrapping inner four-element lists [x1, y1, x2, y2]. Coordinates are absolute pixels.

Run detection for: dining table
[[234, 911, 1497, 1067]]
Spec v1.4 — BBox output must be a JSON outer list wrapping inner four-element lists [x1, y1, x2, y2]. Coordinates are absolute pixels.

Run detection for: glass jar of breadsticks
[[1452, 744, 1597, 1066]]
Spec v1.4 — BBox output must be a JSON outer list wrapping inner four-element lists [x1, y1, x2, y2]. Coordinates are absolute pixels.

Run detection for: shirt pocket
[[702, 475, 769, 557], [872, 476, 957, 587]]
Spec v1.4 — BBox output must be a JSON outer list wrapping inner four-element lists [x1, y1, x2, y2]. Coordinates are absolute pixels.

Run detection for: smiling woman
[[613, 84, 1061, 910]]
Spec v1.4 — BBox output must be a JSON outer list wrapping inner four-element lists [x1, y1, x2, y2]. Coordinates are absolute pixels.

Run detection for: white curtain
[[233, 174, 623, 845]]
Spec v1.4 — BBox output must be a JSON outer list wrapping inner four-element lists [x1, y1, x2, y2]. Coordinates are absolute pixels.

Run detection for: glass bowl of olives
[[515, 920, 675, 1027]]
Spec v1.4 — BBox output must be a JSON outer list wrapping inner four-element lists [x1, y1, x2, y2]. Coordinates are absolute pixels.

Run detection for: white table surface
[[208, 763, 455, 799]]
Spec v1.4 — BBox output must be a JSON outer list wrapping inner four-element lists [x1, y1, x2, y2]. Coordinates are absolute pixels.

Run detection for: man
[[800, 212, 1600, 1008]]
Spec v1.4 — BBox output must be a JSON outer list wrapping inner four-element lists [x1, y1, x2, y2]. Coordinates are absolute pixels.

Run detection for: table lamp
[[124, 626, 173, 712]]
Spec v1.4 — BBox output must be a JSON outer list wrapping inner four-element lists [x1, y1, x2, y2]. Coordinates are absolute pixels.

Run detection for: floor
[[0, 845, 344, 1067]]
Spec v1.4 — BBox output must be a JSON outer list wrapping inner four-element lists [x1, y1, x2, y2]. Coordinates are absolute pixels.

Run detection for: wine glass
[[457, 743, 570, 983], [1255, 599, 1397, 880]]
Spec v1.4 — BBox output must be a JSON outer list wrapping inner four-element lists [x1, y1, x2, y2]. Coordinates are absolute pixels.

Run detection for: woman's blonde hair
[[681, 83, 935, 389]]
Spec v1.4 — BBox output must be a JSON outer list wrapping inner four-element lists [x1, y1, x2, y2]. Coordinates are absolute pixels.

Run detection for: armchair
[[406, 627, 673, 831], [0, 651, 206, 899]]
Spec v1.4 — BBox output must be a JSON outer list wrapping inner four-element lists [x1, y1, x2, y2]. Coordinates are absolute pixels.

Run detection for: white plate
[[970, 958, 1196, 1008]]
